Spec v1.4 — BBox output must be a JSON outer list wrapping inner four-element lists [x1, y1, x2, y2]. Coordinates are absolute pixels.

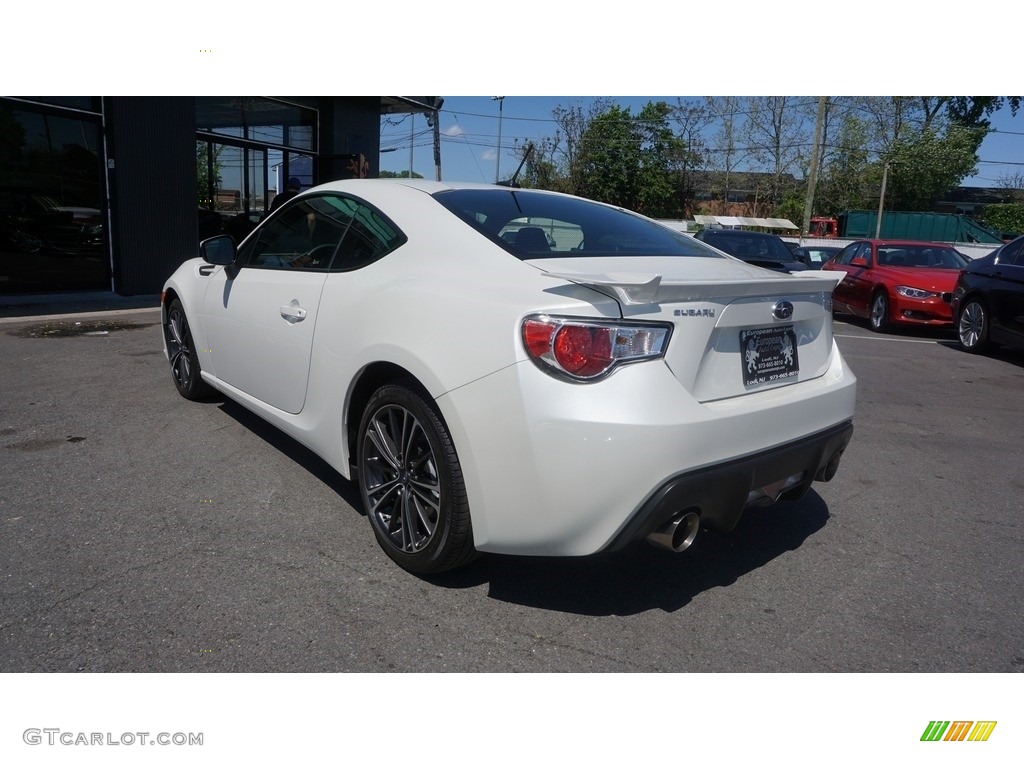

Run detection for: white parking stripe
[[834, 334, 939, 344]]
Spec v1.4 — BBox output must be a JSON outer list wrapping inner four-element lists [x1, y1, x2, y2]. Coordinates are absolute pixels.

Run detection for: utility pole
[[408, 113, 414, 178], [492, 97, 505, 183], [428, 98, 444, 181], [802, 96, 828, 237], [432, 115, 442, 181], [875, 161, 890, 238]]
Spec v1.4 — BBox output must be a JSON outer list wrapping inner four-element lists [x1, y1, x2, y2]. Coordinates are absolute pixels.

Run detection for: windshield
[[876, 245, 968, 269], [433, 189, 722, 260]]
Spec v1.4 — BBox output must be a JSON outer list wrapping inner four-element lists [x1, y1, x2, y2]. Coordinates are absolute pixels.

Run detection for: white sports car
[[162, 180, 856, 574]]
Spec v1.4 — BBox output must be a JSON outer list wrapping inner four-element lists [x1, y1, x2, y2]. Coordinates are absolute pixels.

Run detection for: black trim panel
[[605, 420, 854, 551]]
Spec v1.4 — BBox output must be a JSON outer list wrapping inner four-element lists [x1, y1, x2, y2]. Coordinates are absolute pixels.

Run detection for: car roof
[[858, 239, 958, 247], [300, 178, 569, 197]]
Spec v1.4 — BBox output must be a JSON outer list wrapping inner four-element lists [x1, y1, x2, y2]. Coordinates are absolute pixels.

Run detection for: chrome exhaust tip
[[646, 511, 700, 553]]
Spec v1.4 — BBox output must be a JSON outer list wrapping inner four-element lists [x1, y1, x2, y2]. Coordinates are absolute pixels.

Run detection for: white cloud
[[444, 125, 464, 137], [481, 150, 497, 161]]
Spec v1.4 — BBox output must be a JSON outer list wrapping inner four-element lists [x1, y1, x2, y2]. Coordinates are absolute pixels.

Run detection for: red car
[[821, 239, 969, 332]]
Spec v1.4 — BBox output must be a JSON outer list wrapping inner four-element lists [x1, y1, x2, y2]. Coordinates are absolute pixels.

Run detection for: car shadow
[[215, 398, 364, 512], [935, 340, 1024, 368], [212, 396, 831, 616], [425, 492, 831, 616], [834, 313, 956, 341]]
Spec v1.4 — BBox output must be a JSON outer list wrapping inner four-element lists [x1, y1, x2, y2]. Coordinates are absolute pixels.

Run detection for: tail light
[[522, 315, 670, 382]]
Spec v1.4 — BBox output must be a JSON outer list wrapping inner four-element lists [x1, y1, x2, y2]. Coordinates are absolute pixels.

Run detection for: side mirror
[[200, 234, 236, 266], [850, 256, 868, 268]]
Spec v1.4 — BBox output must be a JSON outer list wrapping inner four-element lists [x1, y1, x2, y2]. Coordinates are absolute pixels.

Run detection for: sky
[[380, 96, 1024, 188]]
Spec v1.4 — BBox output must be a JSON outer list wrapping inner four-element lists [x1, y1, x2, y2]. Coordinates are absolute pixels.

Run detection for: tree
[[852, 96, 922, 155], [981, 203, 1024, 234], [884, 124, 983, 210], [196, 141, 224, 208], [814, 97, 1013, 214], [670, 99, 711, 216], [512, 138, 565, 192], [817, 113, 873, 212], [994, 171, 1024, 202], [574, 105, 642, 210], [378, 169, 423, 179], [704, 97, 749, 213], [565, 101, 687, 217], [550, 98, 615, 196], [635, 101, 687, 217], [744, 96, 809, 209], [945, 97, 1021, 133]]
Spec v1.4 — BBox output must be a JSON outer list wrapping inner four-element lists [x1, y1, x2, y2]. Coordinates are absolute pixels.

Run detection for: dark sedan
[[951, 235, 1024, 353], [694, 229, 807, 272]]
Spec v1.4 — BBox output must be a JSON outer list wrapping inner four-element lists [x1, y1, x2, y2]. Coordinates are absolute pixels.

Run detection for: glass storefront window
[[15, 97, 101, 113], [196, 98, 318, 245], [195, 97, 317, 153], [0, 101, 109, 293]]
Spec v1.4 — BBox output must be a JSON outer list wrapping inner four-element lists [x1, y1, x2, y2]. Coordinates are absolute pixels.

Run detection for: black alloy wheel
[[357, 382, 476, 574], [164, 298, 213, 400]]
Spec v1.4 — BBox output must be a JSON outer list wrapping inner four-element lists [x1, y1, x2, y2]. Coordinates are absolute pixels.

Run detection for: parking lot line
[[834, 333, 938, 345]]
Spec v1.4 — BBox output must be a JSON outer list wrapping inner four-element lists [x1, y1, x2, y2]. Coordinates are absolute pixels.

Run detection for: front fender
[[162, 258, 217, 376]]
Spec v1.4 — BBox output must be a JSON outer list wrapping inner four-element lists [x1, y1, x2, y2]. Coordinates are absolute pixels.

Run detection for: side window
[[767, 237, 791, 260], [834, 243, 859, 265], [239, 195, 352, 271], [997, 238, 1024, 266], [332, 199, 406, 271]]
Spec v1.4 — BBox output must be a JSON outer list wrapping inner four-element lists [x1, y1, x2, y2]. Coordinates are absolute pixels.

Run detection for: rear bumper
[[603, 420, 854, 551], [438, 340, 856, 557]]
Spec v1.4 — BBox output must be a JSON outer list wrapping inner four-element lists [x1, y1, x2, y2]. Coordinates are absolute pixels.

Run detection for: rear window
[[876, 245, 967, 269], [433, 189, 722, 260], [701, 231, 793, 262]]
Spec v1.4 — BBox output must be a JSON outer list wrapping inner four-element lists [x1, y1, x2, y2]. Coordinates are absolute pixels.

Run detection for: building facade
[[0, 96, 439, 296]]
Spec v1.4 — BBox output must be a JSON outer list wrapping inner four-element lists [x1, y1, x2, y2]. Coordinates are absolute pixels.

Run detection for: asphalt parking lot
[[1, 308, 1022, 673]]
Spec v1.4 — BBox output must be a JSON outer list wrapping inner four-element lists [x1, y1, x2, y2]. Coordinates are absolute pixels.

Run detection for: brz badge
[[773, 301, 794, 320]]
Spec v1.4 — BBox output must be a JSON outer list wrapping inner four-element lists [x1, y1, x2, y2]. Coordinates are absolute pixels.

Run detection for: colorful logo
[[921, 721, 997, 742]]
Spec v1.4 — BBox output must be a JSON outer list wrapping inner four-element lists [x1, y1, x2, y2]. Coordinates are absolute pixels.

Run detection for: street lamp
[[492, 97, 505, 183]]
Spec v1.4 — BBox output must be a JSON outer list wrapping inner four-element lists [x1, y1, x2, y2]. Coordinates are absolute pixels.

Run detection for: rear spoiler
[[543, 269, 844, 306]]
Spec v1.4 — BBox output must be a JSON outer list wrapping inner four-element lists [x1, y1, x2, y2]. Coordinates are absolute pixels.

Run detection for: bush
[[982, 203, 1024, 236]]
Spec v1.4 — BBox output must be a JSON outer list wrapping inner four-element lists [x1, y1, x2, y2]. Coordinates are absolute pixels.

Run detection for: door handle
[[280, 300, 307, 323]]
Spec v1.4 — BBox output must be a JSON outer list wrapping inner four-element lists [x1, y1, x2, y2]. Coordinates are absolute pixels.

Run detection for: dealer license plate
[[740, 326, 799, 387]]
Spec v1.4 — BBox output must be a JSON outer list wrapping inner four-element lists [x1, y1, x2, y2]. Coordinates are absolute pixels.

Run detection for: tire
[[869, 290, 890, 333], [957, 298, 992, 353], [164, 298, 214, 400], [357, 383, 476, 574]]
